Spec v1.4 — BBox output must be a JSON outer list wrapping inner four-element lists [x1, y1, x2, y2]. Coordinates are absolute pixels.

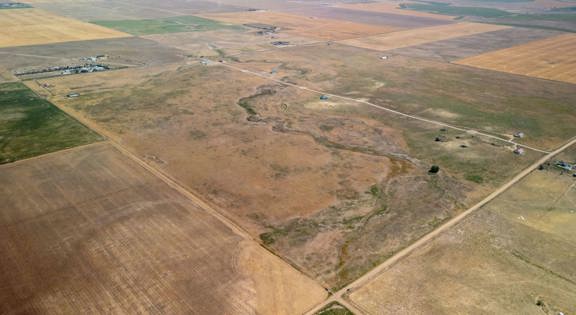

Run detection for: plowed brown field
[[339, 22, 509, 51], [0, 9, 129, 48], [335, 2, 454, 20], [0, 142, 326, 314], [456, 34, 576, 85]]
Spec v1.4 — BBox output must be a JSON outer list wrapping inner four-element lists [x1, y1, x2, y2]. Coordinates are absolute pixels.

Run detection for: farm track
[[218, 61, 550, 154]]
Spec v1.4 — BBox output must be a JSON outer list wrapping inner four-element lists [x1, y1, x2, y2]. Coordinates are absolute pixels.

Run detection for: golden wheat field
[[456, 34, 576, 84], [0, 9, 129, 48], [339, 22, 509, 51]]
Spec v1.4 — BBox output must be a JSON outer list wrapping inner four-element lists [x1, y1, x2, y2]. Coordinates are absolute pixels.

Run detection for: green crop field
[[401, 2, 511, 17], [0, 82, 102, 164], [92, 16, 241, 36]]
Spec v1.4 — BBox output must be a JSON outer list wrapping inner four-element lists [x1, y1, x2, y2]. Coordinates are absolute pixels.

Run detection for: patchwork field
[[26, 64, 542, 288], [200, 11, 398, 40], [0, 9, 129, 48], [0, 82, 101, 164], [388, 27, 563, 62], [334, 2, 455, 20], [92, 15, 241, 36], [281, 6, 453, 28], [229, 43, 576, 150], [339, 22, 509, 52], [456, 33, 576, 85], [349, 146, 576, 314], [0, 142, 326, 314]]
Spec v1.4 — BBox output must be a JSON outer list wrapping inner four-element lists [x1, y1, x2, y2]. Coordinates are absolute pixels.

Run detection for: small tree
[[429, 165, 440, 174]]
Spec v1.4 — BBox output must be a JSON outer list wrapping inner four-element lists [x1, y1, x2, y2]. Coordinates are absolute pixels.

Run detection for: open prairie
[[27, 64, 540, 288], [0, 142, 326, 314], [349, 146, 576, 314], [456, 33, 576, 85], [0, 9, 129, 48], [339, 22, 509, 52], [230, 43, 576, 150], [199, 11, 398, 40]]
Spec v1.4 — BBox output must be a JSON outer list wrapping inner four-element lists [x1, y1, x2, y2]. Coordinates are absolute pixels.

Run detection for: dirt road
[[304, 135, 576, 315], [220, 62, 550, 154]]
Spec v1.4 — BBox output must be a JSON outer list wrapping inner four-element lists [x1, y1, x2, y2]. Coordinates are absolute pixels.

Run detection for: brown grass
[[0, 9, 129, 48], [349, 154, 576, 314], [456, 34, 576, 85], [0, 142, 326, 314], [199, 11, 398, 40], [339, 22, 509, 52]]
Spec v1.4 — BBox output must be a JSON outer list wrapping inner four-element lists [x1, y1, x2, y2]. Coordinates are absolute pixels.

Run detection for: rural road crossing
[[304, 135, 576, 315]]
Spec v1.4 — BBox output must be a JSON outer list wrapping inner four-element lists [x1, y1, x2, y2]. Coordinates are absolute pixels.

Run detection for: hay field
[[339, 22, 509, 52], [0, 142, 326, 314], [200, 11, 398, 40], [456, 34, 576, 85], [0, 9, 129, 48], [349, 148, 576, 314], [336, 2, 455, 20]]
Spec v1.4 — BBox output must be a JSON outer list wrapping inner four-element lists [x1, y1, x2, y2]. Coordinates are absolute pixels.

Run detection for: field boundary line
[[304, 135, 576, 315], [0, 141, 106, 169], [218, 61, 551, 154], [34, 89, 329, 295]]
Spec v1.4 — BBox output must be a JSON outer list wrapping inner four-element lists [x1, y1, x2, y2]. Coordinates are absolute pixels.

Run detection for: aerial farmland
[[1, 0, 575, 314]]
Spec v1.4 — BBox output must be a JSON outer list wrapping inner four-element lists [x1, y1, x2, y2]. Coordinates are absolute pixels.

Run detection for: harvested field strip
[[456, 34, 576, 84], [200, 11, 398, 40], [338, 22, 509, 52], [0, 9, 129, 48]]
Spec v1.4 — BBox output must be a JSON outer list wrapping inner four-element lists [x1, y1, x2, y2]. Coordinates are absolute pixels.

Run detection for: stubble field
[[456, 33, 576, 85], [338, 22, 509, 52], [0, 9, 129, 48], [0, 142, 326, 314]]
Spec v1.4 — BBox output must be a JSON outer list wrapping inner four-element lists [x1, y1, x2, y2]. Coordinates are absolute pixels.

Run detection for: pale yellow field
[[339, 22, 509, 51], [200, 11, 398, 40], [335, 2, 455, 20], [0, 9, 129, 48], [456, 34, 576, 85]]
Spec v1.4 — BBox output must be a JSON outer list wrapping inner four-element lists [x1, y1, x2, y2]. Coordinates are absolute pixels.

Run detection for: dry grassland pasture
[[27, 64, 541, 289], [0, 9, 129, 48], [0, 142, 326, 314], [334, 2, 455, 20], [349, 148, 576, 314], [339, 22, 509, 52], [456, 33, 576, 85], [200, 11, 398, 40], [231, 43, 576, 150]]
